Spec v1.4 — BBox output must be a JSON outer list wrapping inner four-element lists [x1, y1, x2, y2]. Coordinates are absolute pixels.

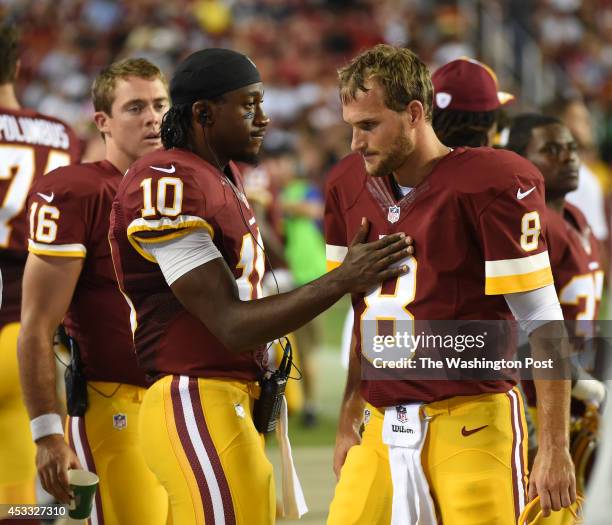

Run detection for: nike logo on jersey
[[150, 164, 176, 174], [461, 424, 488, 437], [516, 186, 536, 200], [37, 192, 54, 203]]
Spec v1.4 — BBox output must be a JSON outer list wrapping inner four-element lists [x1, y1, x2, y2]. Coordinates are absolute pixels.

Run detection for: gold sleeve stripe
[[127, 215, 214, 240], [28, 240, 86, 258], [127, 215, 214, 263], [127, 229, 196, 263], [485, 267, 554, 295], [132, 228, 198, 244], [485, 251, 550, 278], [326, 244, 347, 262], [326, 260, 342, 272], [127, 235, 155, 263]]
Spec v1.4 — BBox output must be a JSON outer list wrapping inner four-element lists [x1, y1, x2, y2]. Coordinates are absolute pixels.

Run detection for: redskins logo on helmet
[[517, 495, 584, 525]]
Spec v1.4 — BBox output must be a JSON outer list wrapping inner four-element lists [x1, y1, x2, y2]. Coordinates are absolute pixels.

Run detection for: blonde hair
[[92, 58, 167, 114], [338, 44, 433, 121]]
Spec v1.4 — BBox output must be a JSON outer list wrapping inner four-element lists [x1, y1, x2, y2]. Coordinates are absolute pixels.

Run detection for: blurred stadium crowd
[[1, 0, 611, 170]]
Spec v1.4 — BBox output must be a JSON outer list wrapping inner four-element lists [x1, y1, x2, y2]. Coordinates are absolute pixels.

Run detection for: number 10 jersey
[[109, 148, 266, 382]]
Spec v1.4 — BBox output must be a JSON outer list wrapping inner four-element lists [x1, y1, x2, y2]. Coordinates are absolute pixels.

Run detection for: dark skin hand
[[172, 218, 414, 352]]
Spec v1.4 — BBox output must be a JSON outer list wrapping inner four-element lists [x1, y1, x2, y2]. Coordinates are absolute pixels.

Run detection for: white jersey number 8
[[360, 256, 417, 362]]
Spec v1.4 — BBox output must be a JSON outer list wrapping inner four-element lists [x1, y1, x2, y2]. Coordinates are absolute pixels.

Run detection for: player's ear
[[93, 111, 111, 137], [405, 100, 424, 128], [192, 100, 213, 127]]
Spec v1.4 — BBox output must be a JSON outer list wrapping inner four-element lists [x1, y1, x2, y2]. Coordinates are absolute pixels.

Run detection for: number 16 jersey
[[324, 147, 554, 407]]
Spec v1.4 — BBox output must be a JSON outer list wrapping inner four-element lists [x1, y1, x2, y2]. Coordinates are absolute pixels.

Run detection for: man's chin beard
[[368, 154, 404, 178], [366, 164, 387, 177]]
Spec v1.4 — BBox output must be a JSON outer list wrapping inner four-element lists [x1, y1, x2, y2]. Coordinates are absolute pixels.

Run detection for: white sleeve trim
[[28, 240, 87, 256], [139, 229, 222, 286], [485, 251, 550, 277], [504, 284, 564, 335], [326, 244, 348, 263]]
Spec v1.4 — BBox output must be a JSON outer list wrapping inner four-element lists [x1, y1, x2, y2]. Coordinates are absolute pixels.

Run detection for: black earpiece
[[199, 111, 208, 125]]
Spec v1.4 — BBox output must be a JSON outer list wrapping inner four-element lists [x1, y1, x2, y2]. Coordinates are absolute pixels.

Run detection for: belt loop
[[248, 382, 261, 399]]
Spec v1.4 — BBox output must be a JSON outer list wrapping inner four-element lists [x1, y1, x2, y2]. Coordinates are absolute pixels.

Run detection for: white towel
[[383, 405, 437, 525], [274, 396, 308, 519]]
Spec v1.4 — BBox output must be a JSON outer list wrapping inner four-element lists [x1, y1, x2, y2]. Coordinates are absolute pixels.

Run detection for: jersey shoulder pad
[[325, 153, 368, 210]]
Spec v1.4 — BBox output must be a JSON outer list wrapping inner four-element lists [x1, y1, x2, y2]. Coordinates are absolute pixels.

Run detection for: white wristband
[[30, 413, 64, 442]]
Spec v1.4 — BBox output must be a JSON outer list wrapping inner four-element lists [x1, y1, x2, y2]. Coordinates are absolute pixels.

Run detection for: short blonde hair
[[92, 58, 167, 114], [338, 44, 433, 121]]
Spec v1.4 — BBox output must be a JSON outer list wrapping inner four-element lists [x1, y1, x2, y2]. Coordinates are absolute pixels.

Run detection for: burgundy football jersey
[[523, 203, 602, 406], [26, 161, 146, 386], [109, 148, 266, 381], [325, 148, 554, 406], [0, 106, 80, 324], [544, 202, 603, 323]]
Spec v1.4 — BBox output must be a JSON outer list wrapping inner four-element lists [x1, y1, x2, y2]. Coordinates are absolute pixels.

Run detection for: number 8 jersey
[[109, 148, 266, 381], [324, 148, 554, 407]]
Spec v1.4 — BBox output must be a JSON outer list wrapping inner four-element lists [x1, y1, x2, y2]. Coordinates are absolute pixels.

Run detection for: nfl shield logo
[[395, 405, 408, 423], [113, 413, 127, 430], [234, 403, 246, 419], [387, 205, 400, 223]]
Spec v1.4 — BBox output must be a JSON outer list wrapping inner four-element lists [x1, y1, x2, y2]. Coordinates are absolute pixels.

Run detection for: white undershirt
[[398, 185, 413, 197], [503, 284, 564, 334], [139, 229, 222, 285]]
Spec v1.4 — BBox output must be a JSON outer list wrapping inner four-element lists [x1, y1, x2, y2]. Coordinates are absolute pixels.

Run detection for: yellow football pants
[[67, 382, 169, 525], [139, 376, 275, 525], [0, 322, 37, 513], [328, 404, 392, 525], [328, 388, 529, 525]]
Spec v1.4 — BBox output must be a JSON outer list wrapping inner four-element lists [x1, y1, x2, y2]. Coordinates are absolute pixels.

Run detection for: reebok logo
[[461, 424, 488, 437], [516, 187, 535, 200], [37, 192, 54, 203], [150, 164, 176, 174]]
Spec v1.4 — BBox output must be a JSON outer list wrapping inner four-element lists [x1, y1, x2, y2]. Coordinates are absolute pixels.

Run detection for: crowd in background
[[1, 0, 610, 172]]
